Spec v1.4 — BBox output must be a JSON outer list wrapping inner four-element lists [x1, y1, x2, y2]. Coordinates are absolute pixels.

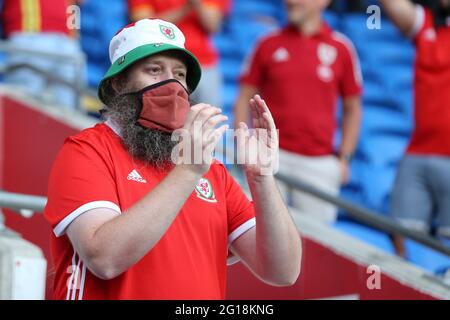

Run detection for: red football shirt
[[44, 121, 255, 300], [127, 0, 229, 66], [1, 0, 72, 37], [240, 23, 362, 156], [406, 6, 450, 156]]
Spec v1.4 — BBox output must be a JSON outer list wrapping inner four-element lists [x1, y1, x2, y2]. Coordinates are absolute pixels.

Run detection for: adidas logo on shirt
[[127, 170, 147, 183]]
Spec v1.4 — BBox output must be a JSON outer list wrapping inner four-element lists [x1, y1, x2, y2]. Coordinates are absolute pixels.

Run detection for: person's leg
[[189, 63, 223, 107], [389, 155, 433, 258], [292, 155, 341, 223], [427, 156, 450, 242], [278, 150, 341, 223]]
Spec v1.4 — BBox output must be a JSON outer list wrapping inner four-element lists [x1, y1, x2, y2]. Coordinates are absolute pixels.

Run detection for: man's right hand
[[173, 103, 228, 176]]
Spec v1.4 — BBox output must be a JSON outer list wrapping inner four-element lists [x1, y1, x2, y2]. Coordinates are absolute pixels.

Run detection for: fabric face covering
[[127, 79, 191, 132]]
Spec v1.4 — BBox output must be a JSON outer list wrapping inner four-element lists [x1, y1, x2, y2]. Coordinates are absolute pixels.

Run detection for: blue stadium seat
[[362, 81, 390, 106], [334, 220, 395, 254], [222, 83, 239, 116], [361, 165, 397, 214], [219, 59, 243, 84], [342, 13, 402, 44], [230, 1, 280, 18], [86, 63, 107, 93], [358, 135, 407, 164], [405, 240, 450, 275], [361, 107, 412, 137], [79, 0, 128, 88], [212, 36, 241, 60], [227, 14, 280, 57], [323, 10, 340, 30]]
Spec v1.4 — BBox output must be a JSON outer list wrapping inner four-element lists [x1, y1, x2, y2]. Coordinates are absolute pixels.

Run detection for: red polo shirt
[[407, 6, 450, 156], [44, 122, 255, 300], [128, 0, 229, 66], [1, 0, 72, 38], [240, 23, 362, 156]]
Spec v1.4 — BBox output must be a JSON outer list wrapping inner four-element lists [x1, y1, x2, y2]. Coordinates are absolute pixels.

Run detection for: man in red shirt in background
[[234, 0, 362, 223], [0, 0, 84, 110], [128, 0, 227, 107], [380, 0, 450, 257]]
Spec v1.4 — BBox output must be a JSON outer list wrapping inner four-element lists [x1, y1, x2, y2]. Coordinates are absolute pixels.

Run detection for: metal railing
[[0, 191, 47, 232], [276, 172, 450, 257], [0, 191, 47, 214]]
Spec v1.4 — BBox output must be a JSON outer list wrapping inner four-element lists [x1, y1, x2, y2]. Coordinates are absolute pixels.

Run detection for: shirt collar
[[104, 117, 123, 138], [284, 21, 331, 38]]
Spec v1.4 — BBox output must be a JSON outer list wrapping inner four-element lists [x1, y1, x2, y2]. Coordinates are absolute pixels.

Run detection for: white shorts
[[277, 149, 342, 223]]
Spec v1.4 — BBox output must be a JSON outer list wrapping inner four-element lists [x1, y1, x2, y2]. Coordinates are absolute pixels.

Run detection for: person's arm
[[231, 95, 302, 286], [128, 0, 154, 21], [379, 0, 418, 36], [129, 6, 153, 22], [154, 5, 192, 24], [189, 0, 225, 34], [130, 1, 223, 32], [233, 84, 258, 129], [338, 96, 361, 183], [66, 104, 229, 280]]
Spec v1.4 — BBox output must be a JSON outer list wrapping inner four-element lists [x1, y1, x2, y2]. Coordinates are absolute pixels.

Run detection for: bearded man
[[44, 19, 301, 300]]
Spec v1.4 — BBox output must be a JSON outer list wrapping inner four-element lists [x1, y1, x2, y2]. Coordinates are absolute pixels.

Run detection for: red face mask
[[131, 79, 190, 132]]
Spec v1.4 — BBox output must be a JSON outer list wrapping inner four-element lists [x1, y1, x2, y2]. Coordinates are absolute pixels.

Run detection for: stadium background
[[0, 0, 450, 299]]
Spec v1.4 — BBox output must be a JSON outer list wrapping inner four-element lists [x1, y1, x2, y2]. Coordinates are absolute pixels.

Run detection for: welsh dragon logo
[[195, 178, 217, 203]]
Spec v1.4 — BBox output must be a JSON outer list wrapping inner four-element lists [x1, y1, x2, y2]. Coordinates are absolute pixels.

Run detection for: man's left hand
[[236, 95, 279, 177]]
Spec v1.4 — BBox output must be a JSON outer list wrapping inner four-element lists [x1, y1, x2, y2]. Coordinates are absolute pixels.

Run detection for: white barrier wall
[[0, 230, 47, 300]]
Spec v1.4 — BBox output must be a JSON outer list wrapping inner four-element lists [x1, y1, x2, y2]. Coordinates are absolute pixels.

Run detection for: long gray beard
[[103, 94, 178, 172]]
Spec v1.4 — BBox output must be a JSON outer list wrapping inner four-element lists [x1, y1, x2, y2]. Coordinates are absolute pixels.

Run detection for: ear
[[110, 76, 124, 95]]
